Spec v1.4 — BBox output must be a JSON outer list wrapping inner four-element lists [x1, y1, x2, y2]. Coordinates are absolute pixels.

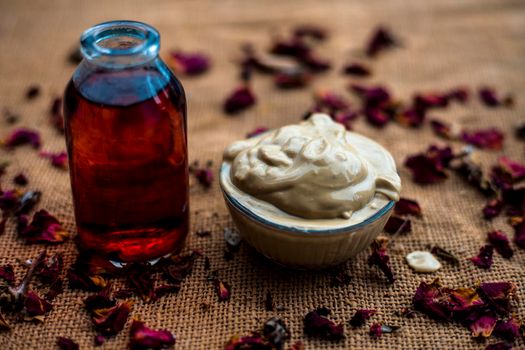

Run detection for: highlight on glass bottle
[[64, 21, 189, 263]]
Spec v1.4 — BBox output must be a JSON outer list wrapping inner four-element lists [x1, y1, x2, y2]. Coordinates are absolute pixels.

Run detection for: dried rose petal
[[18, 209, 69, 244], [384, 216, 411, 234], [50, 97, 64, 133], [470, 245, 494, 269], [224, 86, 256, 115], [483, 198, 504, 219], [163, 250, 200, 285], [479, 87, 514, 108], [224, 334, 275, 350], [0, 264, 15, 284], [431, 246, 460, 265], [193, 167, 214, 188], [45, 278, 64, 301], [274, 68, 310, 89], [493, 317, 521, 342], [246, 127, 269, 138], [413, 279, 452, 320], [461, 128, 504, 150], [366, 26, 398, 57], [395, 108, 425, 128], [430, 119, 458, 140], [91, 300, 132, 336], [129, 319, 175, 350], [414, 93, 449, 111], [299, 52, 331, 72], [448, 287, 484, 313], [303, 307, 345, 340], [447, 87, 470, 103], [365, 109, 391, 128], [270, 38, 310, 58], [513, 220, 525, 249], [94, 335, 105, 346], [67, 253, 109, 292], [369, 323, 382, 338], [465, 309, 498, 338], [342, 63, 371, 77], [368, 238, 395, 283], [485, 343, 513, 350], [36, 253, 63, 284], [13, 173, 28, 186], [349, 309, 376, 328], [3, 128, 41, 149], [0, 190, 20, 214], [329, 269, 352, 287], [394, 198, 422, 216], [214, 279, 231, 302], [497, 157, 525, 182], [126, 264, 157, 302], [169, 50, 210, 76], [404, 145, 453, 184], [479, 282, 517, 316], [293, 25, 327, 41], [314, 90, 350, 112], [56, 337, 79, 350], [39, 151, 68, 169], [26, 85, 40, 100], [487, 231, 513, 259], [24, 290, 52, 316], [349, 84, 391, 109]]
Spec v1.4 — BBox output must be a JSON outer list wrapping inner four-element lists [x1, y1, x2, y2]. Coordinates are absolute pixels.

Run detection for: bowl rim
[[220, 162, 395, 235]]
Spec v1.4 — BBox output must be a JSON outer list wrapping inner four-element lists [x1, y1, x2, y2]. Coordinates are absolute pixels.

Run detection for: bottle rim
[[80, 20, 160, 66]]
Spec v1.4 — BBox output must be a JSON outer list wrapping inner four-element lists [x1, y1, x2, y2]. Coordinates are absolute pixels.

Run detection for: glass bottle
[[63, 21, 189, 263]]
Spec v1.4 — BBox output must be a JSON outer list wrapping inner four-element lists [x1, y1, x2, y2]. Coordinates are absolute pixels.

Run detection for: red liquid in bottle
[[64, 69, 188, 262]]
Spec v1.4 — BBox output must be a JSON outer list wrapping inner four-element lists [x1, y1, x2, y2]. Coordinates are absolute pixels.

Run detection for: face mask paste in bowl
[[220, 113, 401, 268]]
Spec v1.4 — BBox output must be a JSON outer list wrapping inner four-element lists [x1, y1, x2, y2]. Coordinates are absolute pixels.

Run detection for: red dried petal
[[513, 220, 525, 249], [193, 168, 214, 188], [303, 307, 345, 340], [395, 107, 425, 128], [365, 108, 391, 128], [127, 264, 156, 302], [342, 63, 371, 77], [485, 342, 513, 350], [24, 291, 52, 316], [94, 335, 105, 346], [26, 85, 41, 100], [413, 279, 453, 320], [224, 334, 274, 350], [18, 209, 69, 244], [274, 68, 310, 89], [36, 253, 63, 284], [169, 50, 210, 75], [224, 86, 256, 115], [246, 127, 269, 138], [162, 251, 200, 285], [366, 27, 398, 57], [91, 300, 132, 336], [368, 238, 395, 283], [349, 84, 391, 109], [0, 264, 15, 285], [404, 145, 453, 184], [430, 119, 458, 140], [349, 309, 376, 328], [384, 215, 411, 234], [3, 128, 41, 149], [300, 52, 331, 72], [448, 287, 485, 313], [13, 173, 28, 186], [483, 199, 504, 219], [414, 93, 449, 111], [214, 279, 231, 302], [314, 90, 350, 112], [478, 282, 517, 316], [487, 231, 513, 259], [270, 38, 310, 58], [446, 87, 470, 103], [394, 198, 422, 216], [0, 190, 20, 214], [479, 87, 514, 108], [67, 253, 110, 292], [493, 317, 521, 342], [470, 245, 494, 269], [497, 157, 525, 182], [465, 309, 498, 338], [369, 323, 382, 338], [461, 128, 504, 150], [56, 337, 79, 350], [39, 151, 68, 169], [129, 319, 175, 350]]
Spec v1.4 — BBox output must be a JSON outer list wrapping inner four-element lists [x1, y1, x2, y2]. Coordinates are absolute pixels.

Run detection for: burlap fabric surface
[[0, 0, 524, 349]]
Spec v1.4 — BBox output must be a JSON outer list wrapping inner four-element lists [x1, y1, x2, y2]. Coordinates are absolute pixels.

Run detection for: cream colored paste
[[223, 113, 401, 221]]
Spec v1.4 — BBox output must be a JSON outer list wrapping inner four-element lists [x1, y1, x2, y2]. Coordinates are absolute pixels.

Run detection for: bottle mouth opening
[[80, 21, 160, 65]]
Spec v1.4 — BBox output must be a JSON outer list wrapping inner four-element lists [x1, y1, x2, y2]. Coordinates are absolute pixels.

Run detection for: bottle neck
[[80, 21, 160, 69]]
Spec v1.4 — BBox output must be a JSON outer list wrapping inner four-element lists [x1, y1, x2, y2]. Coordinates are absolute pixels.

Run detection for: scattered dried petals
[[461, 128, 504, 150], [485, 343, 513, 350], [25, 85, 41, 100], [366, 27, 399, 57], [394, 198, 422, 216], [413, 279, 452, 320], [13, 173, 28, 186], [368, 238, 395, 283], [224, 86, 256, 115], [479, 282, 516, 316], [384, 216, 411, 234], [18, 209, 69, 244], [498, 157, 525, 182], [513, 220, 525, 249], [3, 128, 41, 149], [274, 68, 311, 89], [24, 291, 52, 316], [470, 245, 494, 269], [163, 250, 200, 285], [39, 151, 68, 169], [466, 309, 498, 337], [483, 199, 504, 220], [487, 231, 513, 259], [342, 63, 371, 77], [493, 317, 521, 342], [129, 319, 175, 350], [329, 269, 352, 287], [0, 264, 15, 284], [404, 145, 453, 184], [169, 50, 210, 76], [479, 87, 514, 108], [430, 119, 458, 140], [91, 300, 132, 336], [349, 309, 376, 328], [303, 307, 345, 340], [369, 323, 382, 338], [56, 337, 79, 350], [214, 279, 231, 302], [365, 108, 391, 128], [193, 167, 214, 188]]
